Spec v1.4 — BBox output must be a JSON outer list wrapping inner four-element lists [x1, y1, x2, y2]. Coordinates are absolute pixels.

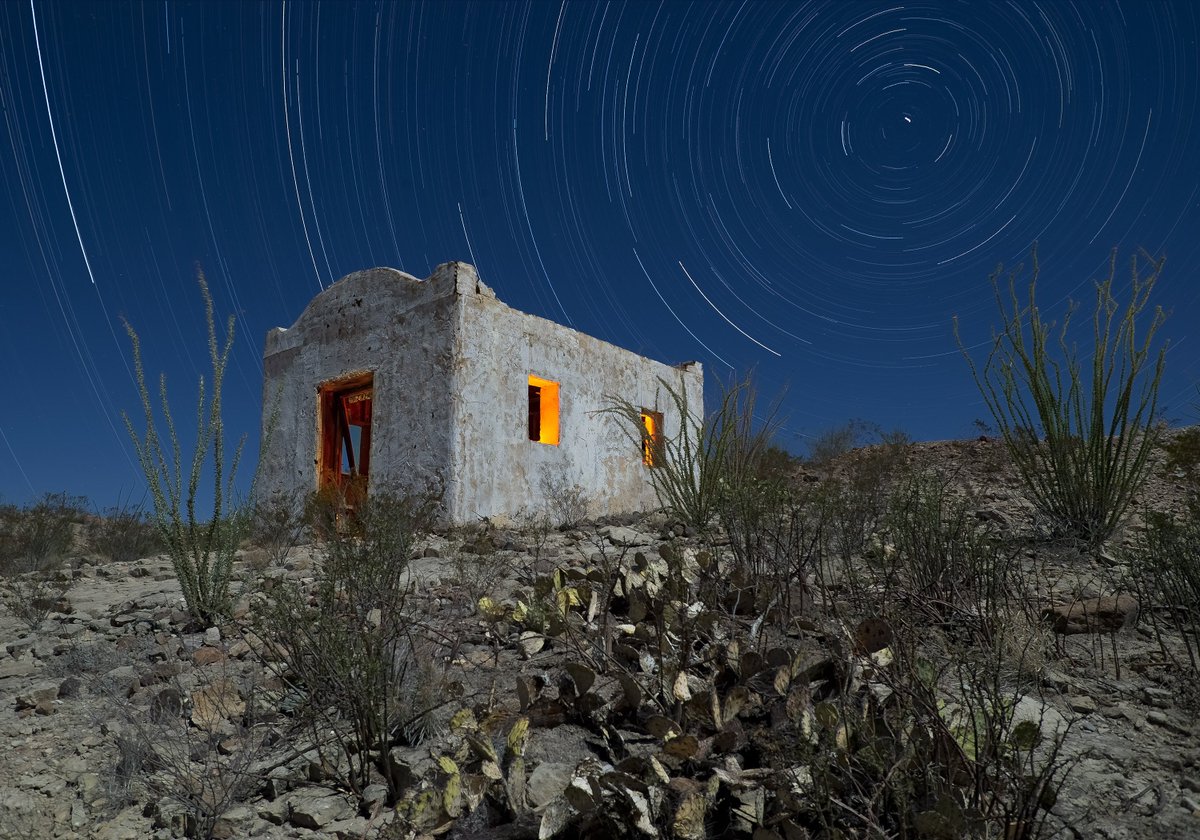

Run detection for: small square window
[[640, 409, 663, 467], [528, 375, 560, 445]]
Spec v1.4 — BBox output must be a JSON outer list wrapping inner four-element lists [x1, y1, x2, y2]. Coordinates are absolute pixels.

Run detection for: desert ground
[[2, 435, 1199, 840]]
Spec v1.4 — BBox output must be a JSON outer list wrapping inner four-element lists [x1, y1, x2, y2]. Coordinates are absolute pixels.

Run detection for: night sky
[[1, 1, 1198, 509]]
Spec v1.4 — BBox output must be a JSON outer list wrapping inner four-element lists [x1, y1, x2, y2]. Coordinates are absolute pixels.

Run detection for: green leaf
[[507, 717, 530, 757], [1010, 719, 1042, 750], [814, 702, 839, 730]]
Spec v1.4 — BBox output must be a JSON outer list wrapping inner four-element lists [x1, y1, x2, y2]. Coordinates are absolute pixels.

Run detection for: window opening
[[640, 409, 664, 467], [527, 375, 560, 445]]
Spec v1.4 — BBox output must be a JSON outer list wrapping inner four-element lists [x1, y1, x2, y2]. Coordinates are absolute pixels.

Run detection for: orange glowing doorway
[[318, 374, 373, 517]]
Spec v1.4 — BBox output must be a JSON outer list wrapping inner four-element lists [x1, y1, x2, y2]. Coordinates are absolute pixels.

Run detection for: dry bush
[[102, 648, 274, 840], [0, 567, 73, 631], [720, 476, 821, 622], [0, 492, 84, 572], [803, 418, 877, 468], [1160, 424, 1200, 483], [1126, 507, 1200, 672], [803, 419, 911, 471], [605, 374, 779, 532], [254, 487, 461, 802], [0, 492, 83, 629], [448, 538, 511, 613], [89, 495, 163, 564], [249, 488, 306, 567], [539, 471, 590, 528], [882, 470, 1026, 635], [301, 484, 344, 542]]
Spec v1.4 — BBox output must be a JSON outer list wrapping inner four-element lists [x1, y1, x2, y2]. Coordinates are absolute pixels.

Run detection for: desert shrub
[[758, 442, 802, 478], [301, 485, 343, 542], [804, 418, 878, 468], [881, 470, 1024, 639], [90, 495, 163, 564], [605, 374, 780, 532], [448, 525, 511, 614], [1126, 509, 1200, 672], [808, 441, 910, 607], [515, 508, 555, 567], [956, 244, 1168, 546], [249, 488, 306, 567], [0, 492, 84, 629], [123, 269, 256, 625], [255, 487, 456, 802], [0, 491, 84, 572], [1160, 424, 1200, 484], [102, 646, 270, 840], [45, 639, 125, 682], [718, 472, 821, 622], [0, 569, 72, 631], [538, 471, 590, 528], [808, 431, 913, 593], [803, 420, 911, 471], [797, 624, 1073, 840], [0, 502, 16, 564]]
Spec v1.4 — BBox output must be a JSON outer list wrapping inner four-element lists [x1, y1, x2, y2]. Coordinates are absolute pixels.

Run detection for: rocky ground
[[2, 436, 1199, 839]]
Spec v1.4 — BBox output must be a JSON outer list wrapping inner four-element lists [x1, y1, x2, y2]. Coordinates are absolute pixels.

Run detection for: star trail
[[0, 1, 1198, 506]]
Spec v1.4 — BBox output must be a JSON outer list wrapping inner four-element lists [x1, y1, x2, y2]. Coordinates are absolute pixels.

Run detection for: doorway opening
[[318, 373, 373, 520]]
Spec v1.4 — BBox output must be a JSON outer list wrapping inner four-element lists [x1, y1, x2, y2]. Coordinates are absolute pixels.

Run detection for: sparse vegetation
[[539, 471, 591, 528], [881, 468, 1024, 637], [604, 374, 779, 532], [563, 384, 1074, 839], [803, 419, 911, 471], [15, 288, 1200, 837], [0, 491, 84, 571], [956, 244, 1168, 546], [1160, 425, 1200, 483], [249, 488, 306, 568], [114, 653, 270, 840], [254, 487, 459, 802], [804, 418, 876, 467], [89, 494, 163, 564], [0, 492, 84, 629], [1127, 505, 1200, 672], [15, 417, 1200, 837], [122, 269, 253, 625]]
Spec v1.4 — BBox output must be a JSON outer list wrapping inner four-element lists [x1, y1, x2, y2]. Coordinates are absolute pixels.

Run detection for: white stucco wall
[[258, 261, 704, 524], [258, 265, 465, 507], [447, 268, 704, 522]]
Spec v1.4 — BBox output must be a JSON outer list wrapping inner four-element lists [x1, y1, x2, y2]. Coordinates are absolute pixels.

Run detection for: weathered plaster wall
[[258, 265, 468, 507], [449, 274, 704, 522], [259, 260, 703, 524]]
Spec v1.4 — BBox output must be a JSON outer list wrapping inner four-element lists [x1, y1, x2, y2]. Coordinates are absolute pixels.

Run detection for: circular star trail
[[0, 1, 1197, 504]]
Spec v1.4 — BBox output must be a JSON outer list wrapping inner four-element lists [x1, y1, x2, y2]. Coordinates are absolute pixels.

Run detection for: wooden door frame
[[317, 372, 375, 509]]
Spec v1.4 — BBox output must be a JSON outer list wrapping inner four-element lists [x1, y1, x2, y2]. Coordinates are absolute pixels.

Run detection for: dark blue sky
[[1, 1, 1198, 508]]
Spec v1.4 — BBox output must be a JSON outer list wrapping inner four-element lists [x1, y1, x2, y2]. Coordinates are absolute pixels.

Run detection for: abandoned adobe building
[[257, 261, 704, 524]]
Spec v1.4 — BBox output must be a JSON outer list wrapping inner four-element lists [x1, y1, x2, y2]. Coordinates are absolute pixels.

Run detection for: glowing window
[[640, 409, 663, 467], [527, 375, 560, 445]]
